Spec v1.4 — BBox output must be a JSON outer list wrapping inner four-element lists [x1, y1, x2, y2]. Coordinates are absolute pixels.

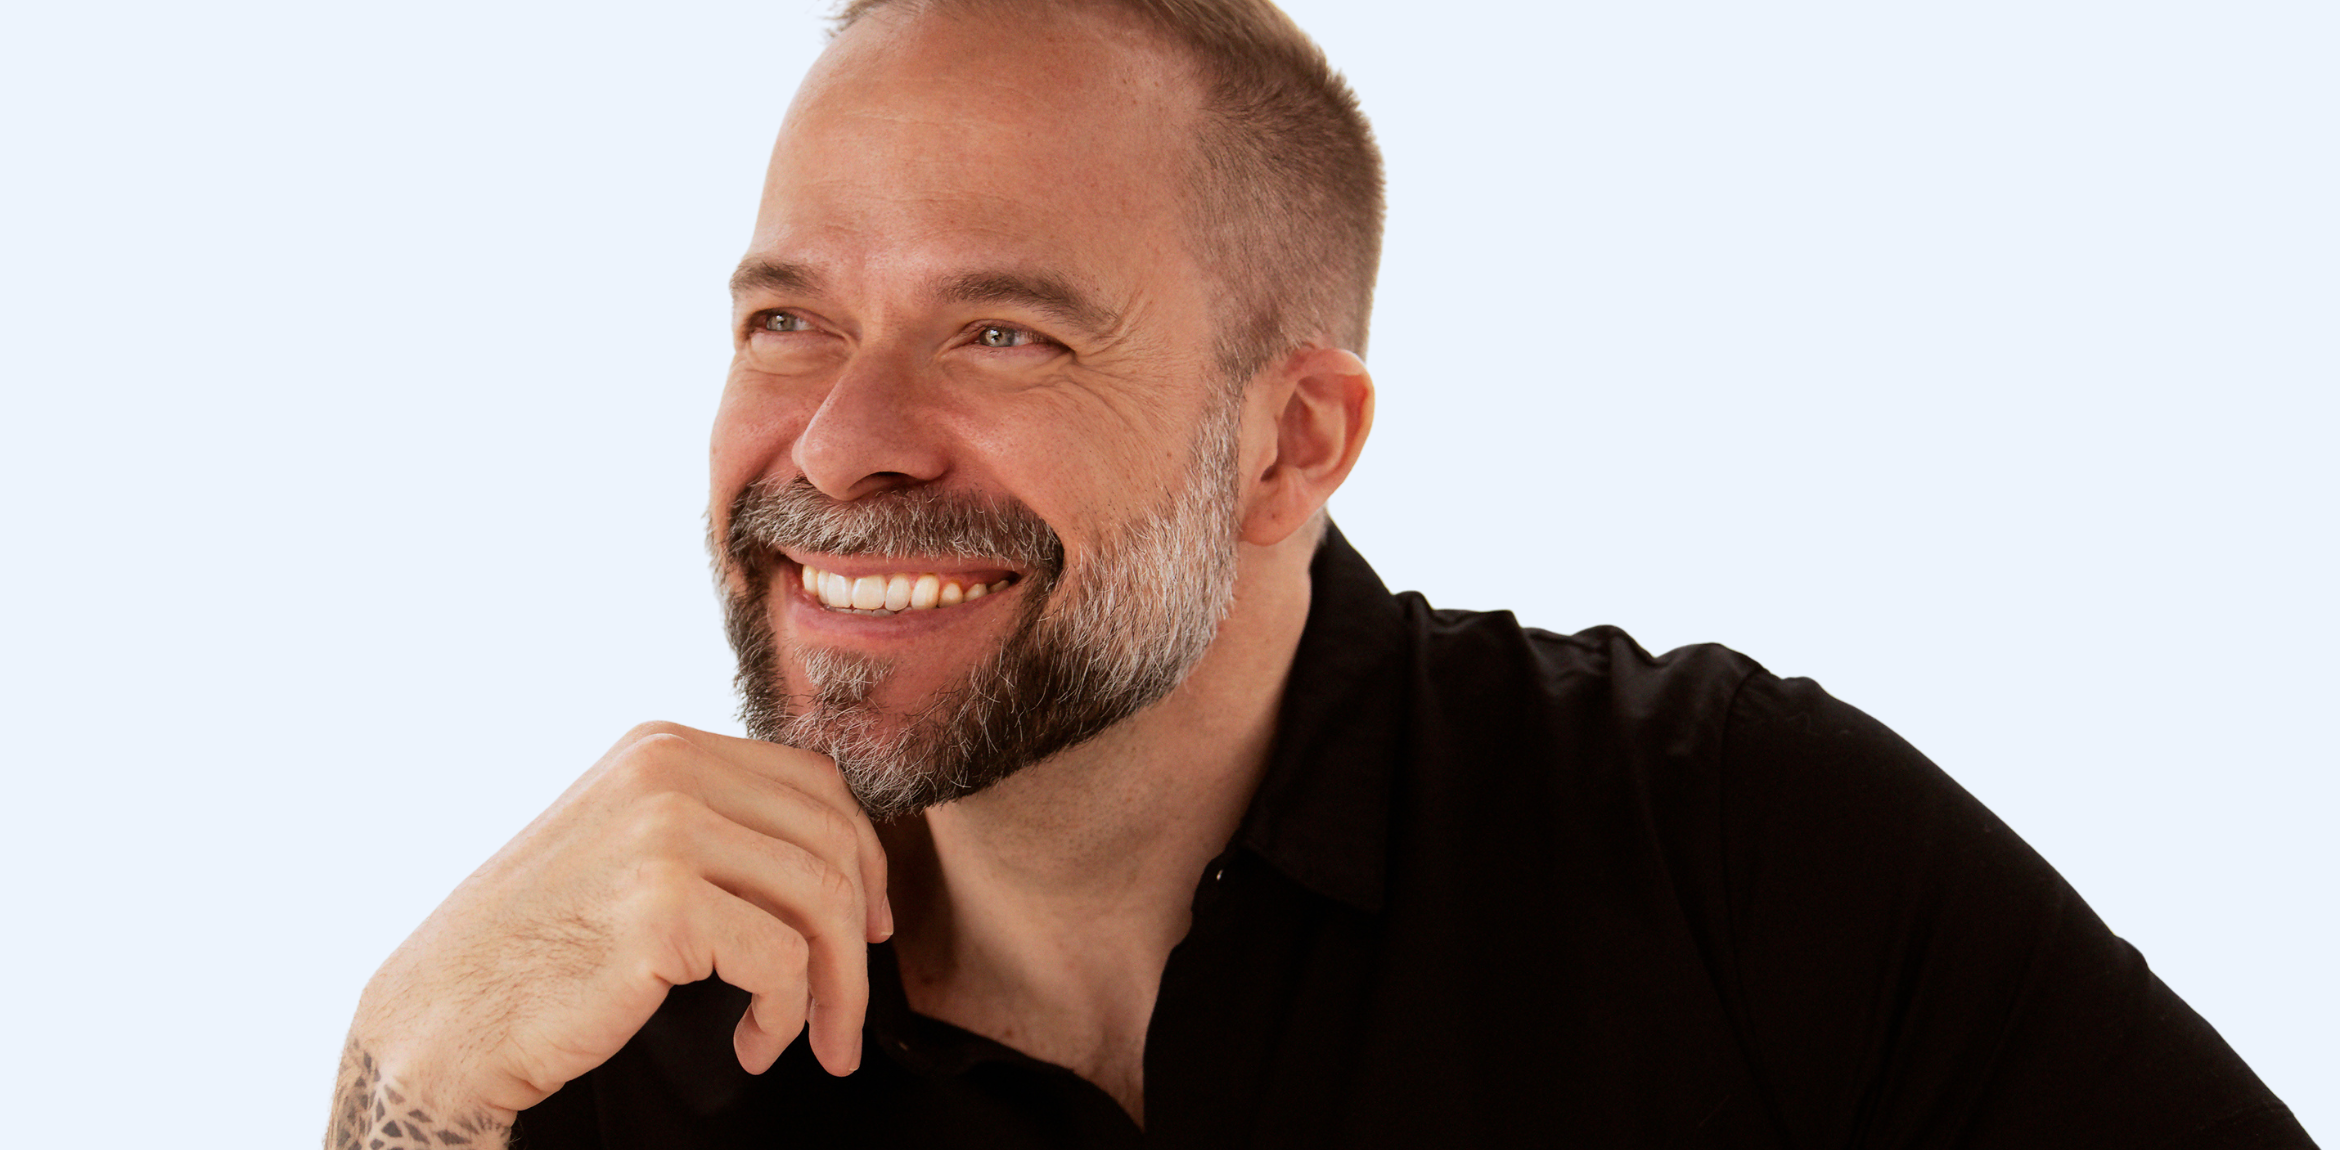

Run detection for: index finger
[[647, 723, 893, 944]]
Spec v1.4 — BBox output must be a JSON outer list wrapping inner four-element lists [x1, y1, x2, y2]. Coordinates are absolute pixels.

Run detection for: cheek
[[970, 417, 1193, 558], [709, 368, 818, 509]]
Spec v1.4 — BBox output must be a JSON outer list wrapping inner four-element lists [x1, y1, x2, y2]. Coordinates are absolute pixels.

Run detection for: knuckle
[[610, 734, 697, 791], [655, 922, 715, 985], [632, 731, 698, 764], [641, 786, 702, 824], [771, 924, 809, 966], [779, 844, 857, 923], [814, 861, 860, 920], [627, 790, 704, 854], [619, 719, 688, 745], [814, 805, 861, 863]]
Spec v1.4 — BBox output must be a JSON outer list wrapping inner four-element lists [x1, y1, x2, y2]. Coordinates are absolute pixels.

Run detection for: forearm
[[326, 1039, 513, 1150]]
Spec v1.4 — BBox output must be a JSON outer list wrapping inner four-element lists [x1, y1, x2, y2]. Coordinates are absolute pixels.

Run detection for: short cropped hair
[[832, 0, 1385, 383]]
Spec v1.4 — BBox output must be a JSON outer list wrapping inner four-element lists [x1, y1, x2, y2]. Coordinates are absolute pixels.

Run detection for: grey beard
[[718, 398, 1243, 821]]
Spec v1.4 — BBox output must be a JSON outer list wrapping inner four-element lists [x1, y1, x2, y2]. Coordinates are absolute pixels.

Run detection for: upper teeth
[[799, 565, 1015, 614]]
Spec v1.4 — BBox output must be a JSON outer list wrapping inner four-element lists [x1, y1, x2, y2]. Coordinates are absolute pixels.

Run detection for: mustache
[[723, 477, 1065, 580]]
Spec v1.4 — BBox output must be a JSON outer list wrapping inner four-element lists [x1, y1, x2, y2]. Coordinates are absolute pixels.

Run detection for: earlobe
[[1238, 347, 1375, 547]]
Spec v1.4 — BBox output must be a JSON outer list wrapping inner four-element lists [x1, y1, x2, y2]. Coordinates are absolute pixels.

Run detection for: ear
[[1239, 346, 1376, 547]]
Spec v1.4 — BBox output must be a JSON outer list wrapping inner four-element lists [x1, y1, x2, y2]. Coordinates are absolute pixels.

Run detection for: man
[[328, 1, 2315, 1146]]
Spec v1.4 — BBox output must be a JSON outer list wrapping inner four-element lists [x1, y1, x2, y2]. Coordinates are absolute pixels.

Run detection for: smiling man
[[327, 2, 2313, 1148]]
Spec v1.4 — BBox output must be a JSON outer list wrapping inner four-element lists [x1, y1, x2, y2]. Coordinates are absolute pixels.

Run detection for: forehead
[[753, 6, 1202, 289]]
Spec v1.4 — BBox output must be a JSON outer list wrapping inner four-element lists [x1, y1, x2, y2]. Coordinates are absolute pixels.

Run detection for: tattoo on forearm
[[327, 1040, 510, 1150]]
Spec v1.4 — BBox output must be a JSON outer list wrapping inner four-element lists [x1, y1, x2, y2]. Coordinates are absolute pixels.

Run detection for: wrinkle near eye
[[1018, 359, 1200, 447]]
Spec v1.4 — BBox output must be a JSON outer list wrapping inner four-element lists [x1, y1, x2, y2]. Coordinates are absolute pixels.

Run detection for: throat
[[882, 817, 1174, 1128], [895, 920, 1163, 1127]]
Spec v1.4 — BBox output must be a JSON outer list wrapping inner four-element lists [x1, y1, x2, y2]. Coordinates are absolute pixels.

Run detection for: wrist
[[329, 1038, 515, 1150]]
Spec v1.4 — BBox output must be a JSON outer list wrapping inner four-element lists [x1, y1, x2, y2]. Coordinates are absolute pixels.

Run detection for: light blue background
[[1, 1, 2330, 1143]]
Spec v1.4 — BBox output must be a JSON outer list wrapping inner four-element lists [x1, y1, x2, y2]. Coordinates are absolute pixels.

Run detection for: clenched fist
[[327, 722, 890, 1149]]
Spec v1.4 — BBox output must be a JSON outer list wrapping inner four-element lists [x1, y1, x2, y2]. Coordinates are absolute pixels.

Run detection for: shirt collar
[[1233, 521, 1409, 914]]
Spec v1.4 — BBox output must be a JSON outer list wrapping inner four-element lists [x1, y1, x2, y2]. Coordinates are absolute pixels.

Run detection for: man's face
[[710, 9, 1245, 818]]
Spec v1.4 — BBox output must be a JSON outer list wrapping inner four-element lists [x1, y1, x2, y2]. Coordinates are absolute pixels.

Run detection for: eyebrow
[[729, 258, 1123, 340], [729, 258, 825, 299], [937, 270, 1122, 339]]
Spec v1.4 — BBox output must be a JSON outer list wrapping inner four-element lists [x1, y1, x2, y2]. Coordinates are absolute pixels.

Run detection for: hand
[[336, 721, 891, 1130]]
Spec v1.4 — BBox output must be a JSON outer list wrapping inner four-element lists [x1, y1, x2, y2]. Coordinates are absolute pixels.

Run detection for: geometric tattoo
[[326, 1040, 511, 1150]]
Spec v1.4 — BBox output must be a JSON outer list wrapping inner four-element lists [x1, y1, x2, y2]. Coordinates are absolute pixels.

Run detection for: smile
[[798, 563, 1018, 615]]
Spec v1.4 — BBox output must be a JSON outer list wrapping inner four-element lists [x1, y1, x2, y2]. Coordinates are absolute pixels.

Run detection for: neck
[[879, 534, 1313, 1117]]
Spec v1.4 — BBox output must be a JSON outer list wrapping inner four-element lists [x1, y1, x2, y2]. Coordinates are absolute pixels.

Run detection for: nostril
[[834, 473, 925, 502]]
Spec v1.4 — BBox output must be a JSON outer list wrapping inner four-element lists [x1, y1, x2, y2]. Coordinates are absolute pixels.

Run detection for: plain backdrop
[[1, 1, 2331, 1143]]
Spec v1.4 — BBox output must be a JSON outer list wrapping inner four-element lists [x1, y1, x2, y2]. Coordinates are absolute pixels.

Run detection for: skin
[[330, 4, 1373, 1142]]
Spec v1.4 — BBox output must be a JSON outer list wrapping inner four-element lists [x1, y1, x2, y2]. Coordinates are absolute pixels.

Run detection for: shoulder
[[1386, 598, 1998, 900], [1375, 599, 2311, 1147], [1397, 597, 1939, 799], [1405, 597, 1762, 694], [1394, 596, 1768, 785]]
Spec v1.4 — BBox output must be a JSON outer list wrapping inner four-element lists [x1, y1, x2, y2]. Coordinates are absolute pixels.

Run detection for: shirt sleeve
[[1714, 672, 2314, 1149]]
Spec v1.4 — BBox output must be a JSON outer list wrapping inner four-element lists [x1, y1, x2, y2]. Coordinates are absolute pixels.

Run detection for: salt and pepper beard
[[718, 397, 1244, 821]]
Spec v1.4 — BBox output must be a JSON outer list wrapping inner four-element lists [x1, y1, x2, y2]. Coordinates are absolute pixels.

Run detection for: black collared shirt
[[516, 528, 2312, 1148]]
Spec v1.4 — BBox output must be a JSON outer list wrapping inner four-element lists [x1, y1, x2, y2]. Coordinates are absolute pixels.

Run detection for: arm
[[328, 1040, 510, 1150], [323, 722, 892, 1150], [1716, 674, 2311, 1148]]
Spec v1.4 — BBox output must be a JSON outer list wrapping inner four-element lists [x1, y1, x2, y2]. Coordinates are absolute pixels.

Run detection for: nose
[[791, 352, 951, 501]]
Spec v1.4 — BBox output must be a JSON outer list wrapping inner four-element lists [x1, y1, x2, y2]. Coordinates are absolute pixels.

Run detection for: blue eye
[[976, 325, 1030, 348], [761, 312, 811, 333]]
